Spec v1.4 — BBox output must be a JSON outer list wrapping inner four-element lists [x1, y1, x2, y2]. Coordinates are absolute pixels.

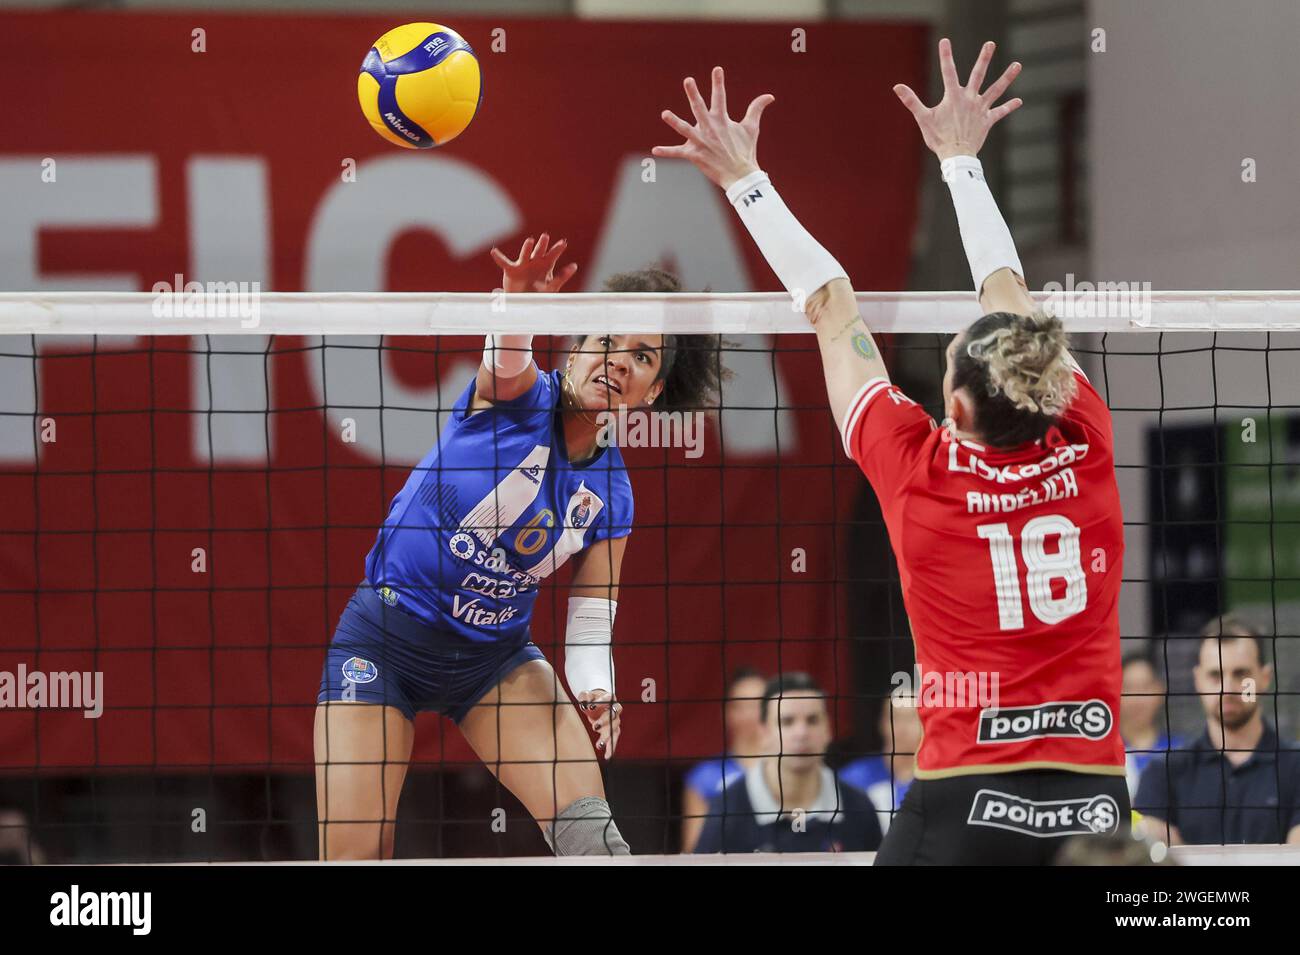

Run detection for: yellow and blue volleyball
[[357, 23, 481, 149]]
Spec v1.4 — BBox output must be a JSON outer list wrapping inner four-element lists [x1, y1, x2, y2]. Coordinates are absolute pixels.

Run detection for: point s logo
[[967, 791, 1120, 838], [977, 699, 1113, 744]]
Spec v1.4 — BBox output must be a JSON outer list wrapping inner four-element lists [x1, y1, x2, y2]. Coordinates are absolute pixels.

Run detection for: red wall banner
[[0, 12, 927, 770]]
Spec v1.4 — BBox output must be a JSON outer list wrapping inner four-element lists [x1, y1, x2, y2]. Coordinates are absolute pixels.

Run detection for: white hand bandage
[[725, 170, 848, 304], [564, 596, 616, 696], [482, 334, 533, 378], [940, 155, 1024, 295]]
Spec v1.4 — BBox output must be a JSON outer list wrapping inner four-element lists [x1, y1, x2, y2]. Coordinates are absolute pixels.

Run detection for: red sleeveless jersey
[[842, 363, 1126, 778]]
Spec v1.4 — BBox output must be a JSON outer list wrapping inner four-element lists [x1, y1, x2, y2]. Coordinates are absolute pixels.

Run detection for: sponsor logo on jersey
[[976, 699, 1113, 744], [448, 532, 476, 560], [967, 790, 1120, 838], [459, 572, 517, 600], [377, 586, 399, 607], [570, 494, 592, 528], [520, 463, 543, 485], [451, 595, 519, 628], [341, 657, 378, 685], [949, 440, 1090, 484]]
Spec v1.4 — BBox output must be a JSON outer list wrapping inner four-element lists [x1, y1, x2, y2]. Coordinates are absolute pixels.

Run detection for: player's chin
[[783, 753, 822, 769], [581, 384, 630, 412]]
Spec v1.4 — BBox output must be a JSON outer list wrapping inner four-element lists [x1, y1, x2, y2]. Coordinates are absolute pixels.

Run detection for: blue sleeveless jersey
[[364, 367, 634, 643]]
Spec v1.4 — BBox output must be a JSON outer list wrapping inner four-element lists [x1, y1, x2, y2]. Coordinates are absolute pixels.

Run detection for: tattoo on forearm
[[826, 314, 875, 361], [828, 315, 859, 341], [851, 330, 874, 360]]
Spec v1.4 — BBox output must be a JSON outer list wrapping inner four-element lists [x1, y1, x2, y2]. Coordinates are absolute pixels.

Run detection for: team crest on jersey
[[341, 657, 378, 684], [377, 586, 399, 607], [570, 494, 593, 528], [448, 532, 476, 560]]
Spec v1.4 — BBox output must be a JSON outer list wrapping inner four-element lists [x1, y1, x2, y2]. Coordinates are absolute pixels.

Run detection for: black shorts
[[874, 769, 1131, 866]]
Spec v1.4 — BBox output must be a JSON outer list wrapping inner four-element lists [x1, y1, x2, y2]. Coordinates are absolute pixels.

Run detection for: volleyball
[[357, 22, 481, 149]]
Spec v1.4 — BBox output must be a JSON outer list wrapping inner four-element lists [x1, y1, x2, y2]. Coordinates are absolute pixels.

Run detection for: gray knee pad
[[544, 796, 631, 856]]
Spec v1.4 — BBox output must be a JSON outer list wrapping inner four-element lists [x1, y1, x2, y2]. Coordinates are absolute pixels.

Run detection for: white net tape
[[5, 290, 1300, 335]]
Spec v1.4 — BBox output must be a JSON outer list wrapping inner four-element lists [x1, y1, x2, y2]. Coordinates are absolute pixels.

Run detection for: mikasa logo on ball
[[977, 699, 1113, 743], [383, 112, 420, 141]]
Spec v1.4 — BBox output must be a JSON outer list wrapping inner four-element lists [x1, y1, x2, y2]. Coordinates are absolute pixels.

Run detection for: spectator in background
[[840, 697, 921, 835], [1121, 648, 1184, 799], [1135, 615, 1300, 845], [693, 673, 881, 854], [680, 666, 767, 852]]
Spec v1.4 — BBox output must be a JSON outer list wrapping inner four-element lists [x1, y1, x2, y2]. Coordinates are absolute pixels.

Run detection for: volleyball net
[[1, 290, 1298, 863]]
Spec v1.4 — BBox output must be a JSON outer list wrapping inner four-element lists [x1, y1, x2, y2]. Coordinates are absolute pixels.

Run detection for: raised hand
[[489, 233, 578, 294], [652, 66, 775, 190], [893, 39, 1023, 161]]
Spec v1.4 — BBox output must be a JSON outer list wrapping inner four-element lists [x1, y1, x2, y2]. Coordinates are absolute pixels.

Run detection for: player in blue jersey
[[314, 234, 729, 858]]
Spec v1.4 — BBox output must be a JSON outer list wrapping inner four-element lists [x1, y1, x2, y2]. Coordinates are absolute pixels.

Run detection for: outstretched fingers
[[981, 60, 1023, 104], [683, 75, 711, 126], [988, 97, 1024, 124], [938, 37, 961, 91], [710, 65, 728, 120], [741, 92, 775, 129], [650, 143, 691, 159], [893, 83, 929, 118], [491, 236, 533, 269], [550, 261, 579, 291], [967, 40, 995, 92], [660, 108, 699, 141]]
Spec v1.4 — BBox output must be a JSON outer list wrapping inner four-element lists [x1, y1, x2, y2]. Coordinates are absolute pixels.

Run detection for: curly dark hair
[[567, 267, 733, 413]]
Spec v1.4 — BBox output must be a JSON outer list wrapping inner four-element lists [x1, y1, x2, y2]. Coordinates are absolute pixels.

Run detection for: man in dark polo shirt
[[1135, 615, 1300, 845], [693, 673, 881, 854]]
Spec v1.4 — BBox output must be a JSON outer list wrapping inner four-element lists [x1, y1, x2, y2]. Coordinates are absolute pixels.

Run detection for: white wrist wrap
[[940, 155, 1024, 295], [565, 596, 617, 696], [725, 170, 848, 303], [483, 334, 533, 378]]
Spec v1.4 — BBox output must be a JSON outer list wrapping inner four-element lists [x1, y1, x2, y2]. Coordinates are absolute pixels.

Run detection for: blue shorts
[[316, 582, 545, 723]]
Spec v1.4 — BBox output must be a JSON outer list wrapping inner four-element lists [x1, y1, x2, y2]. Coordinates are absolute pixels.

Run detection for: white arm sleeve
[[565, 596, 616, 696], [724, 170, 848, 303], [940, 155, 1024, 295], [483, 334, 533, 378]]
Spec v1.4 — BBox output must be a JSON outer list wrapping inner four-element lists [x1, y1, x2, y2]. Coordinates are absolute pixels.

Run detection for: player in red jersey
[[656, 41, 1128, 863]]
